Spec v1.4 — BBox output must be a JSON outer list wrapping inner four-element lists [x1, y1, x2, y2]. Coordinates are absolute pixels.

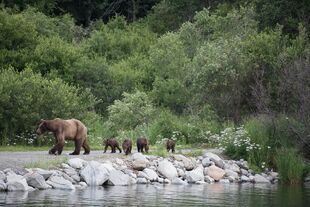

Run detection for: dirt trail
[[0, 151, 124, 171], [0, 148, 223, 171]]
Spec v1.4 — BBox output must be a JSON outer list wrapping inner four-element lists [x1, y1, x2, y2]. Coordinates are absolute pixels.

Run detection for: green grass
[[25, 157, 68, 169], [275, 148, 305, 184]]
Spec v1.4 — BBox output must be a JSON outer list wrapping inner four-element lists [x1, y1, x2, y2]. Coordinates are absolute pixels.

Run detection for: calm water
[[0, 183, 309, 207]]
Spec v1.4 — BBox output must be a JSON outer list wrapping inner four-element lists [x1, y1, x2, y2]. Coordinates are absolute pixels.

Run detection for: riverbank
[[0, 151, 287, 192]]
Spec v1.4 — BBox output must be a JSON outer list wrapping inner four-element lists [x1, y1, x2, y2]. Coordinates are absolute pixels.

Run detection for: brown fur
[[103, 138, 122, 153], [137, 137, 149, 153], [166, 139, 175, 153], [122, 139, 132, 155], [36, 118, 90, 155]]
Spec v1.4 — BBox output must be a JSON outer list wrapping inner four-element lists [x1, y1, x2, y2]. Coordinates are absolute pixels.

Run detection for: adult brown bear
[[166, 139, 176, 153], [36, 118, 90, 155], [137, 137, 149, 153], [103, 138, 122, 153], [122, 139, 132, 155]]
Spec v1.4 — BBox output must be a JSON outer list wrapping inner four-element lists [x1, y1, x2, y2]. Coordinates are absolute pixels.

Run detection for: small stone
[[225, 169, 239, 179], [204, 176, 215, 183], [254, 174, 270, 183], [177, 168, 185, 178], [171, 177, 188, 185], [0, 180, 7, 191], [79, 182, 88, 188], [143, 169, 158, 182], [34, 169, 53, 180], [136, 178, 148, 184], [158, 177, 164, 183], [185, 166, 204, 183], [173, 155, 196, 171], [219, 179, 230, 184], [163, 178, 171, 184], [196, 180, 206, 184], [240, 169, 249, 176], [0, 171, 6, 181], [201, 158, 213, 167], [68, 158, 86, 169]]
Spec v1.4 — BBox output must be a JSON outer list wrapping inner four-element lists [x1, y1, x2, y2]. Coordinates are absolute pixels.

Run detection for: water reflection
[[0, 183, 309, 207]]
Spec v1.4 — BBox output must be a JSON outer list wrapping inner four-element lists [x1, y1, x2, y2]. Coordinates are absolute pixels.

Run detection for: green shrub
[[275, 148, 305, 184], [0, 68, 97, 145], [107, 91, 155, 131], [245, 116, 274, 168]]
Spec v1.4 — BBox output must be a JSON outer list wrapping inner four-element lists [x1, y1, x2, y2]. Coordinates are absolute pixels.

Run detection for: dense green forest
[[0, 0, 309, 183]]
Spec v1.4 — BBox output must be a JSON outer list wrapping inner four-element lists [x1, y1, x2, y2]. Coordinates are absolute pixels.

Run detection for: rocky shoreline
[[0, 152, 280, 191]]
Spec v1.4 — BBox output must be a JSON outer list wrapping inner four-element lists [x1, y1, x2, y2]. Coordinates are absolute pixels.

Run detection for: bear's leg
[[49, 136, 58, 155], [172, 146, 175, 153], [112, 146, 115, 153], [129, 146, 132, 154], [49, 147, 57, 155], [56, 139, 65, 155], [116, 144, 122, 153], [70, 139, 82, 155], [82, 139, 90, 155], [104, 144, 108, 153]]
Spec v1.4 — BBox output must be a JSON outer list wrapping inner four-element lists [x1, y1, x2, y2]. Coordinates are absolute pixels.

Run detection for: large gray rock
[[240, 169, 249, 176], [6, 173, 34, 191], [177, 168, 185, 178], [224, 161, 240, 173], [203, 152, 225, 169], [0, 180, 7, 191], [225, 169, 239, 180], [47, 175, 75, 190], [107, 170, 131, 186], [132, 160, 147, 171], [143, 169, 158, 182], [131, 153, 148, 162], [61, 172, 76, 184], [171, 177, 188, 185], [205, 165, 225, 181], [236, 160, 249, 170], [63, 168, 80, 183], [201, 158, 213, 167], [254, 174, 270, 183], [0, 171, 6, 181], [240, 175, 250, 182], [68, 158, 87, 169], [24, 172, 50, 190], [131, 153, 149, 171], [102, 162, 115, 173], [185, 166, 204, 183], [33, 169, 53, 180], [157, 160, 178, 180], [80, 161, 110, 186], [173, 155, 196, 171]]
